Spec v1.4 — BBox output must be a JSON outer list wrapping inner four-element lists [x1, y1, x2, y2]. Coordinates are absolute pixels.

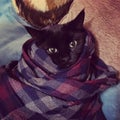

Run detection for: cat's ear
[[64, 9, 85, 30]]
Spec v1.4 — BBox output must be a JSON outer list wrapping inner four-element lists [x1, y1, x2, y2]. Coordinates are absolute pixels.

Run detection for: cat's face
[[35, 10, 87, 68]]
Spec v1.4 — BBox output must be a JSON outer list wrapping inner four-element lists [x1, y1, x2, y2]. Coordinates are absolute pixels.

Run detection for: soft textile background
[[60, 0, 120, 77]]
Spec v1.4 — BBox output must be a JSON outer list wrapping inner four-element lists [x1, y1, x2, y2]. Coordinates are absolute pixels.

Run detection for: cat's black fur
[[35, 10, 87, 69]]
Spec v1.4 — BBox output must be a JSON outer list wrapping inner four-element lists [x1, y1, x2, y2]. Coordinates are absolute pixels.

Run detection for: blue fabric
[[101, 83, 120, 120], [0, 0, 31, 66]]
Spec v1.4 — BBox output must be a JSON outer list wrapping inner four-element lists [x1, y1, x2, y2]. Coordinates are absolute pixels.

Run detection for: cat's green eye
[[69, 40, 77, 48], [47, 48, 58, 54]]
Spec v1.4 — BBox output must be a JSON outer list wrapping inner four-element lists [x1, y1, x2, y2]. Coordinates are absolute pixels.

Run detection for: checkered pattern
[[0, 33, 118, 120]]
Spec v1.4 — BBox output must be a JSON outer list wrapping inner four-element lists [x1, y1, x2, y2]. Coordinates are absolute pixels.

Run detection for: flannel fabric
[[0, 33, 118, 120]]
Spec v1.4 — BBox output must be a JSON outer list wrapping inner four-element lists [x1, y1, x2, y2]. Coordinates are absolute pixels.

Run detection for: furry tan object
[[12, 0, 73, 29], [26, 0, 69, 12], [61, 0, 120, 77]]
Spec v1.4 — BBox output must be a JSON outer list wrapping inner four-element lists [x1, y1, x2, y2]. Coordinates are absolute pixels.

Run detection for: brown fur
[[61, 0, 120, 77], [12, 0, 73, 29], [46, 0, 69, 10]]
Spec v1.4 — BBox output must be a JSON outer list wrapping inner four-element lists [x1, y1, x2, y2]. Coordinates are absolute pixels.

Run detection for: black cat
[[35, 10, 87, 68]]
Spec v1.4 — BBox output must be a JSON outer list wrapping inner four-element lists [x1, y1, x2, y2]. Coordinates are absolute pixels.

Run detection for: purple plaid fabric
[[0, 33, 118, 120]]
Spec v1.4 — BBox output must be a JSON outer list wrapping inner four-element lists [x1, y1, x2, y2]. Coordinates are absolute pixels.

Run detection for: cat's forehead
[[42, 24, 62, 33]]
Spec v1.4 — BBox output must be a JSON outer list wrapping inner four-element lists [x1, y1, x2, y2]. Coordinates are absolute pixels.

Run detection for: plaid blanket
[[0, 33, 118, 120]]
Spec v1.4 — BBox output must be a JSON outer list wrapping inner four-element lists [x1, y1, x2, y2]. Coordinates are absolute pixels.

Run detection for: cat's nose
[[62, 57, 69, 62]]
